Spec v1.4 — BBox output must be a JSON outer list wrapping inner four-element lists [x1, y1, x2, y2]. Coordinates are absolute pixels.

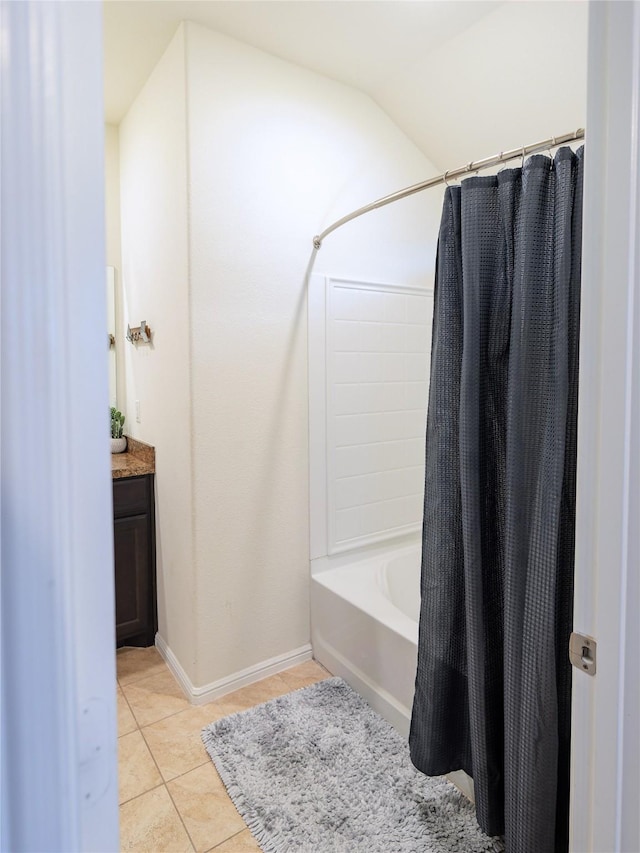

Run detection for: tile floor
[[117, 646, 330, 852]]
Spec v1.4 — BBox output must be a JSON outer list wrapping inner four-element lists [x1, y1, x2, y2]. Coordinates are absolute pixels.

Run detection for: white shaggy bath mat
[[201, 676, 504, 853]]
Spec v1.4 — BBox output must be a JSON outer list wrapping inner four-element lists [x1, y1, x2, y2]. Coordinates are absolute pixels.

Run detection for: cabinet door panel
[[113, 477, 148, 518], [114, 514, 149, 643]]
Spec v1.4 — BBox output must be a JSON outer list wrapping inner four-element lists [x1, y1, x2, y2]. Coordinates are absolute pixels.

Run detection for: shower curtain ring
[[521, 146, 526, 168], [443, 170, 451, 187]]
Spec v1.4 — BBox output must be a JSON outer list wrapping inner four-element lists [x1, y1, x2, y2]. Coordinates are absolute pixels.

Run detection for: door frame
[[569, 2, 640, 851], [1, 2, 119, 850]]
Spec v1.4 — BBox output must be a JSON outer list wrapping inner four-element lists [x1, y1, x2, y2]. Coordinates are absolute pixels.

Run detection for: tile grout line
[[123, 670, 330, 735], [116, 658, 195, 848], [119, 654, 327, 712], [138, 717, 205, 852], [162, 770, 199, 852], [128, 705, 187, 729], [119, 780, 165, 808], [117, 658, 330, 851], [137, 725, 165, 779], [118, 683, 140, 737], [207, 827, 252, 851], [116, 654, 198, 849], [129, 694, 212, 735], [155, 757, 211, 787], [138, 716, 210, 784], [120, 670, 191, 728], [117, 725, 165, 808], [124, 670, 292, 731], [136, 704, 242, 850], [126, 720, 198, 851], [116, 650, 167, 688], [118, 782, 193, 852]]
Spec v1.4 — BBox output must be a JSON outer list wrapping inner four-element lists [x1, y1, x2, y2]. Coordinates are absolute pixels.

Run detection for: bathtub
[[311, 539, 420, 737], [310, 537, 474, 802]]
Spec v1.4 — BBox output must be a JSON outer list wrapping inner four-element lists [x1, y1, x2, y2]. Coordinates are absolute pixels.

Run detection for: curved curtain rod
[[313, 127, 585, 249]]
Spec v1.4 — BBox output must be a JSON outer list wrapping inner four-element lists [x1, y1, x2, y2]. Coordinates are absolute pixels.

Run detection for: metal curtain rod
[[313, 127, 585, 249]]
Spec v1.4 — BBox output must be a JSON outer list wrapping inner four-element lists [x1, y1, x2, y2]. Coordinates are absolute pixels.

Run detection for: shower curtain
[[409, 146, 584, 853]]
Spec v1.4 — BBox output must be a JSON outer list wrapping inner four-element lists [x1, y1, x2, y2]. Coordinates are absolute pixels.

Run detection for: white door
[[1, 2, 119, 850], [569, 2, 640, 852]]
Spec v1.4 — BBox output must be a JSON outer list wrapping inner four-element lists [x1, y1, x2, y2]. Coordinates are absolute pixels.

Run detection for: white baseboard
[[154, 634, 313, 705], [154, 634, 195, 700]]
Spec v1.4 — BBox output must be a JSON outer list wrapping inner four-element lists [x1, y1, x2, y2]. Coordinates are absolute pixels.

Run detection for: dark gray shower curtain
[[409, 146, 584, 853]]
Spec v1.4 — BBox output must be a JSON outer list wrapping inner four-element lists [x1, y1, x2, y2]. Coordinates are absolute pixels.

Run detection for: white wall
[[377, 0, 588, 170], [105, 125, 121, 270], [183, 21, 442, 687], [105, 124, 124, 408], [119, 25, 197, 679], [111, 16, 444, 691], [119, 19, 443, 690]]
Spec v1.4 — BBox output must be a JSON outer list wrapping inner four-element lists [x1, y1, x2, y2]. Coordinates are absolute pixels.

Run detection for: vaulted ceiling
[[104, 1, 588, 171]]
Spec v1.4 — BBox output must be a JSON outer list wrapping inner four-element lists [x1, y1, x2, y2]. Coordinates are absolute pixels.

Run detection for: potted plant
[[110, 407, 127, 453]]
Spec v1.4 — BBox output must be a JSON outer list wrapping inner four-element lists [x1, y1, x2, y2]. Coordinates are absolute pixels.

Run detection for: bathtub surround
[[202, 677, 504, 853], [310, 276, 433, 557], [410, 149, 584, 852], [119, 21, 441, 693], [308, 274, 434, 733]]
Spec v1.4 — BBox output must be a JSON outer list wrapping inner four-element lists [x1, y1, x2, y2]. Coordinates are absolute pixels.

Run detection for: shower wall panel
[[309, 276, 433, 558]]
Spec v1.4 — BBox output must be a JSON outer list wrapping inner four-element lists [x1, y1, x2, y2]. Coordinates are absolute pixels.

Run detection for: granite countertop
[[111, 436, 155, 479]]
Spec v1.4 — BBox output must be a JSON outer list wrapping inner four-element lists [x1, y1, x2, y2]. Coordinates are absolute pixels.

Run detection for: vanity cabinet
[[113, 474, 157, 647]]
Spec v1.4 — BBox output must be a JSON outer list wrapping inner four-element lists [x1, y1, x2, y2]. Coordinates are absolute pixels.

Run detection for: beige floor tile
[[118, 730, 163, 805], [210, 829, 261, 852], [278, 659, 330, 691], [117, 646, 167, 686], [117, 685, 137, 737], [140, 675, 292, 784], [122, 669, 191, 727], [168, 763, 245, 852], [143, 705, 221, 782], [119, 786, 194, 852], [209, 674, 291, 717]]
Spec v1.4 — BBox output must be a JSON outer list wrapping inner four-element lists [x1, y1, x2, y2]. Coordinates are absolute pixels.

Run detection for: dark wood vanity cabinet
[[113, 474, 157, 647]]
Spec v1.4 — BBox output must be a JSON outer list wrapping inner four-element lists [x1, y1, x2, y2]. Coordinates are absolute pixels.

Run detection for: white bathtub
[[311, 538, 474, 802], [311, 540, 421, 737]]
